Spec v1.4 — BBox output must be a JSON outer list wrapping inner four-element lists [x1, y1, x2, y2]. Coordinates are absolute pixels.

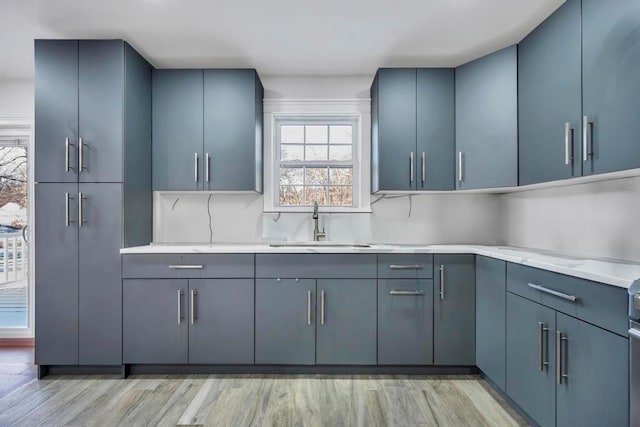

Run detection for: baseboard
[[0, 338, 34, 347]]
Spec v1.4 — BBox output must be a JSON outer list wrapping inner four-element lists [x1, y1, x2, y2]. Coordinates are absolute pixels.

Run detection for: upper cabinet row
[[372, 0, 640, 192], [152, 69, 263, 192]]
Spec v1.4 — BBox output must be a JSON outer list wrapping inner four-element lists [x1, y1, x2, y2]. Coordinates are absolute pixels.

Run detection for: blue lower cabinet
[[188, 279, 254, 364], [555, 313, 628, 427], [255, 279, 316, 365], [475, 257, 506, 390], [506, 293, 556, 427], [378, 279, 434, 365], [316, 279, 377, 365]]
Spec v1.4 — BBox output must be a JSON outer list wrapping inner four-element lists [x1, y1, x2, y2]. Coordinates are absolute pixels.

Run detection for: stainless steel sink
[[269, 242, 371, 248]]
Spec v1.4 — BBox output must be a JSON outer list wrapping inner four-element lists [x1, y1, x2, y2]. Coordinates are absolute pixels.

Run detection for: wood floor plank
[[150, 375, 209, 427]]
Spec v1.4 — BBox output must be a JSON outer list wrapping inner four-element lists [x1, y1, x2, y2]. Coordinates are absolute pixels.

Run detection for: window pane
[[279, 167, 303, 185], [329, 186, 353, 206], [281, 145, 304, 161], [329, 145, 352, 161], [305, 186, 327, 205], [305, 167, 328, 185], [329, 168, 352, 185], [280, 186, 304, 206], [281, 126, 304, 144], [306, 125, 328, 144], [330, 125, 352, 144], [305, 145, 328, 161]]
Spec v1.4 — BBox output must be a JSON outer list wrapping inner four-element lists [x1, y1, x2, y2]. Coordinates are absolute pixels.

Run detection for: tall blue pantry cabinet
[[34, 40, 152, 374]]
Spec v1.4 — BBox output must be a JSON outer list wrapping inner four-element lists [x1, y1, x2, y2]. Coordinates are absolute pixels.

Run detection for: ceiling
[[0, 0, 564, 80]]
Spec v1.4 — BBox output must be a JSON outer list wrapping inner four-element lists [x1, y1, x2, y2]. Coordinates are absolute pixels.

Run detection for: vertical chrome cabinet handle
[[307, 290, 312, 326], [65, 192, 72, 227], [439, 265, 445, 300], [538, 322, 549, 371], [65, 138, 71, 172], [190, 289, 197, 324], [194, 153, 199, 182], [205, 153, 210, 182], [409, 152, 414, 183], [458, 152, 464, 183], [421, 152, 426, 184], [78, 137, 84, 173], [556, 331, 569, 384], [583, 116, 591, 162], [320, 290, 325, 325], [564, 123, 573, 166], [78, 193, 84, 227], [178, 290, 184, 324]]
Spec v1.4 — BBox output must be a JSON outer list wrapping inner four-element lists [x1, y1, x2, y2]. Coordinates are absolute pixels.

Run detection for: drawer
[[255, 254, 377, 279], [506, 263, 627, 336], [378, 254, 434, 279], [123, 254, 254, 279]]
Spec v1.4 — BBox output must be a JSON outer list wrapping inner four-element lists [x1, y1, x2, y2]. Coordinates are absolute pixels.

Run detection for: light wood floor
[[0, 374, 527, 426]]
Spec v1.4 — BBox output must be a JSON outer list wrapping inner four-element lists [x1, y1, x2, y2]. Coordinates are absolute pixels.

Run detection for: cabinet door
[[416, 68, 455, 190], [378, 279, 433, 365], [152, 69, 204, 191], [374, 69, 417, 191], [556, 313, 628, 427], [506, 293, 556, 427], [433, 254, 475, 365], [455, 46, 518, 190], [582, 0, 640, 175], [34, 183, 79, 365], [255, 279, 316, 365], [78, 184, 122, 365], [518, 0, 582, 185], [316, 279, 377, 365], [475, 257, 506, 390], [189, 279, 255, 364], [123, 279, 188, 364], [78, 40, 124, 183], [34, 40, 79, 183], [204, 70, 261, 192]]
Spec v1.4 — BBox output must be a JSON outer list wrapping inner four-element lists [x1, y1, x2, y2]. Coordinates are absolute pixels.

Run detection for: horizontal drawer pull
[[528, 283, 577, 302], [168, 265, 204, 270], [629, 328, 640, 341], [389, 290, 424, 296], [389, 264, 425, 270]]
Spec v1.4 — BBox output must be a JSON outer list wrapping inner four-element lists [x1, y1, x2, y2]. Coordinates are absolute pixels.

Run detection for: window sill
[[264, 206, 372, 214]]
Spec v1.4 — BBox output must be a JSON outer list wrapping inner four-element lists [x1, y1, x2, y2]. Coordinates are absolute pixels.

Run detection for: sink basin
[[269, 242, 371, 248]]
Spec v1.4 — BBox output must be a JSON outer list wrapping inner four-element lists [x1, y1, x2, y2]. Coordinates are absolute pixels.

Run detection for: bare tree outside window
[[0, 147, 27, 229], [278, 122, 355, 207]]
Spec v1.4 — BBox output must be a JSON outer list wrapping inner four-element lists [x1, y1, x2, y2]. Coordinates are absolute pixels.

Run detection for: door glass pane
[[0, 146, 28, 329]]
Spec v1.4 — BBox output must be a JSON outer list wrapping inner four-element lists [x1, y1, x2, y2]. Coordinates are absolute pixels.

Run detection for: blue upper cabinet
[[204, 69, 263, 192], [455, 46, 518, 190], [152, 69, 204, 191], [371, 68, 455, 192], [371, 69, 417, 192], [416, 69, 455, 191], [35, 40, 127, 184], [153, 69, 264, 192], [582, 0, 640, 175], [518, 0, 582, 185]]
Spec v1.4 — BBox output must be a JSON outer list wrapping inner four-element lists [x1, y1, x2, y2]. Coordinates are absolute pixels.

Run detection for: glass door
[[0, 142, 28, 330]]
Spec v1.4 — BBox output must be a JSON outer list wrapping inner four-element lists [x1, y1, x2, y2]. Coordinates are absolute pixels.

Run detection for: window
[[276, 118, 358, 208]]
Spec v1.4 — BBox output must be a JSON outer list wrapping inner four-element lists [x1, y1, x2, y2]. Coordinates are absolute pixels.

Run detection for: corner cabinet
[[35, 40, 153, 368], [152, 69, 264, 192], [371, 68, 455, 192], [455, 46, 518, 190]]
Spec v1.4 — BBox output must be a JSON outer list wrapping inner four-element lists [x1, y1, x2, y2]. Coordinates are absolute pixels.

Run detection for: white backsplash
[[153, 192, 503, 245]]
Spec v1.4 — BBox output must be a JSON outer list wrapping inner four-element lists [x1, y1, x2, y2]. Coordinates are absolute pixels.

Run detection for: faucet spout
[[312, 201, 326, 241]]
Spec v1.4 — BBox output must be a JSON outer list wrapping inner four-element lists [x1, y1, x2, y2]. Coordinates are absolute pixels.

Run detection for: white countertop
[[120, 243, 640, 289]]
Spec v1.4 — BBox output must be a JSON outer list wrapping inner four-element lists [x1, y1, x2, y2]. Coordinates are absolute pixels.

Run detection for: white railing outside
[[0, 232, 26, 284]]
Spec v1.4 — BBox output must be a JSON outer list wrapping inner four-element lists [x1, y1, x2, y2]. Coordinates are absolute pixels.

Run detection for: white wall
[[0, 80, 33, 118], [154, 75, 503, 245], [501, 176, 640, 262]]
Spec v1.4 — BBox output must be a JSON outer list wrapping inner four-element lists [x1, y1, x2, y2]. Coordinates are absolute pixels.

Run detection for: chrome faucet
[[312, 201, 326, 241]]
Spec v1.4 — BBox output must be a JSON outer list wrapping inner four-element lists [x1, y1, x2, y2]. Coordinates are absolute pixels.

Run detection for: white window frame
[[263, 99, 372, 213]]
